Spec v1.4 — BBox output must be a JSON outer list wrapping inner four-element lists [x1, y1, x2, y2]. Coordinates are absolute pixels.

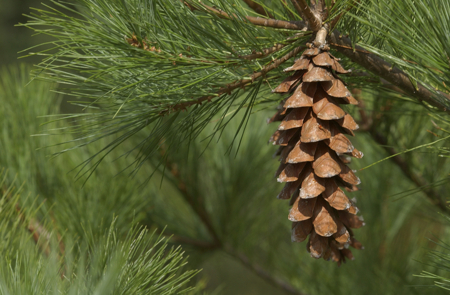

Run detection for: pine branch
[[318, 0, 326, 11], [162, 45, 306, 114], [316, 0, 328, 21], [160, 154, 308, 295], [357, 102, 450, 214], [166, 232, 307, 294], [329, 31, 450, 115], [311, 0, 325, 15], [191, 2, 307, 30], [243, 0, 274, 18], [290, 0, 322, 31], [289, 1, 307, 23], [225, 248, 308, 295], [240, 43, 288, 60], [372, 131, 449, 214], [163, 156, 222, 247]]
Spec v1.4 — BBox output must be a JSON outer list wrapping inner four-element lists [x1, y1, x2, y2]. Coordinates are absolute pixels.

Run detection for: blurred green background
[[2, 1, 450, 294], [1, 0, 40, 65]]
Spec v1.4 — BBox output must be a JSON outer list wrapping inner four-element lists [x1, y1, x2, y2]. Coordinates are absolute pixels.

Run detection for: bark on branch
[[240, 43, 288, 60], [329, 31, 450, 114], [290, 0, 322, 31], [243, 0, 274, 18], [194, 2, 307, 30]]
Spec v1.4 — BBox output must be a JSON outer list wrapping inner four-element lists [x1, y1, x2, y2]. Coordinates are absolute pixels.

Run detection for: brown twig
[[315, 0, 328, 20], [290, 0, 307, 21], [311, 0, 326, 15], [161, 45, 305, 114], [127, 32, 305, 63], [193, 2, 307, 30], [243, 0, 274, 18], [240, 43, 289, 60], [225, 248, 308, 295], [290, 0, 322, 31], [328, 42, 371, 54], [329, 30, 450, 114]]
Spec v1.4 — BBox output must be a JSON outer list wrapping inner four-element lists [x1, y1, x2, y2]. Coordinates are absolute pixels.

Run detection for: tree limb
[[162, 45, 305, 114], [372, 131, 449, 214], [290, 0, 322, 31], [225, 248, 308, 295], [240, 43, 289, 60], [193, 2, 307, 30], [311, 0, 326, 15], [290, 0, 307, 21], [159, 156, 309, 295], [163, 231, 308, 294], [318, 0, 326, 11], [316, 0, 328, 20], [243, 0, 274, 18], [356, 100, 450, 214], [161, 155, 222, 247], [329, 31, 450, 114]]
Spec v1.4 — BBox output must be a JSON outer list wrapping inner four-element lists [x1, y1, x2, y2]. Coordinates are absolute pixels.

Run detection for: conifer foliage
[[269, 28, 364, 264], [21, 0, 450, 276]]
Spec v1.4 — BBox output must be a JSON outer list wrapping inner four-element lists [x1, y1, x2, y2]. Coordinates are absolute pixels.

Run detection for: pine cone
[[269, 45, 364, 265]]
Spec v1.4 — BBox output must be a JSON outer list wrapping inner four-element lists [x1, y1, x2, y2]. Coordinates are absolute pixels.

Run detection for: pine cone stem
[[313, 26, 328, 47]]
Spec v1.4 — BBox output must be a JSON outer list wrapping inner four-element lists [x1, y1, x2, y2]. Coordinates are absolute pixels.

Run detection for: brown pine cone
[[269, 46, 364, 265]]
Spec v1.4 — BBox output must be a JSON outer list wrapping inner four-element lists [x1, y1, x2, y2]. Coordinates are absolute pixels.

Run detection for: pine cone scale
[[289, 196, 316, 221], [278, 108, 309, 130], [286, 141, 318, 163], [284, 83, 316, 108], [312, 52, 335, 67]]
